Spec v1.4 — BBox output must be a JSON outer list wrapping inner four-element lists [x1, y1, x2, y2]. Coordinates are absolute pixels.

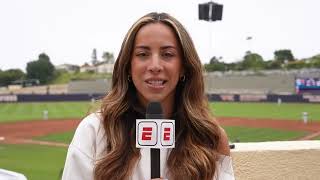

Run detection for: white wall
[[231, 140, 320, 180]]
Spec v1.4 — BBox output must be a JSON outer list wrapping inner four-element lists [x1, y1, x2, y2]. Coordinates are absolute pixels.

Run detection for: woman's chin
[[146, 96, 164, 103]]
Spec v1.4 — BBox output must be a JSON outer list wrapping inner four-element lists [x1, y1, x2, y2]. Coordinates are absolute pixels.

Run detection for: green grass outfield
[[0, 101, 92, 123], [210, 102, 320, 121], [35, 131, 75, 144], [1, 101, 319, 123], [223, 126, 307, 142], [0, 144, 67, 180]]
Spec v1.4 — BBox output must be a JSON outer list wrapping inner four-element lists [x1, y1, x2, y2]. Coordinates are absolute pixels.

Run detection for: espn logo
[[136, 119, 175, 148]]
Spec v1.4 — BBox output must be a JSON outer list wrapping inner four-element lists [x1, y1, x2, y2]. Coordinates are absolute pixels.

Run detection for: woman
[[62, 12, 234, 180]]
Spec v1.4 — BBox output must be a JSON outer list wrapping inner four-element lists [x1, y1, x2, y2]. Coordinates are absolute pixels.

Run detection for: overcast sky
[[1, 0, 320, 71]]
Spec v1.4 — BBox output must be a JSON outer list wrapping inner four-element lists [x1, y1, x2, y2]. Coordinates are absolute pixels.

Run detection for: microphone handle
[[146, 113, 162, 178], [151, 148, 160, 178]]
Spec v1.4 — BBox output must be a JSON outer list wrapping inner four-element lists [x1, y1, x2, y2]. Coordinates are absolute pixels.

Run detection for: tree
[[204, 56, 226, 72], [310, 54, 320, 68], [274, 49, 295, 63], [285, 60, 307, 69], [0, 69, 25, 86], [91, 49, 98, 65], [242, 53, 265, 70], [26, 53, 55, 84], [102, 51, 114, 64], [224, 62, 239, 71], [265, 60, 282, 69], [209, 56, 219, 64]]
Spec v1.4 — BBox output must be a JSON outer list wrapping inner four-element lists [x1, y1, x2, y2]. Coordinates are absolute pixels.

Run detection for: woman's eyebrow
[[134, 45, 150, 50], [160, 45, 176, 50], [134, 45, 177, 50]]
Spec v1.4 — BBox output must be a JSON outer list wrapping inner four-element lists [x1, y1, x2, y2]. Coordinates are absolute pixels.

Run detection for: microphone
[[146, 101, 163, 119], [135, 102, 175, 179], [147, 102, 162, 179]]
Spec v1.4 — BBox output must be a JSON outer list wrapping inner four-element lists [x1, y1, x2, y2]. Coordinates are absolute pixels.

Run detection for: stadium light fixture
[[198, 1, 224, 62], [198, 1, 223, 22]]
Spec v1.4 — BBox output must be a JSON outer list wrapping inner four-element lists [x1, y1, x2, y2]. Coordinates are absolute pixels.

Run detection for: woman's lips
[[145, 80, 167, 89]]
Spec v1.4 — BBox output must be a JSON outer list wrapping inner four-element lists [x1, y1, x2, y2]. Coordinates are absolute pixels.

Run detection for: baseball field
[[1, 101, 320, 180]]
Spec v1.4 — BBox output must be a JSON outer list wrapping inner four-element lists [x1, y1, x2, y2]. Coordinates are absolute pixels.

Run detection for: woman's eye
[[163, 52, 174, 58], [136, 52, 148, 57]]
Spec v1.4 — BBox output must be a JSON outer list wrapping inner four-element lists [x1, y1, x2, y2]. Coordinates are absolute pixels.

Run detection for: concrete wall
[[231, 141, 320, 180], [8, 85, 47, 94], [1, 84, 68, 94], [48, 84, 68, 94], [0, 87, 9, 94]]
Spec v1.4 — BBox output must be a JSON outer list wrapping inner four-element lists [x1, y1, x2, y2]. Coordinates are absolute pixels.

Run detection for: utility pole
[[198, 1, 223, 62]]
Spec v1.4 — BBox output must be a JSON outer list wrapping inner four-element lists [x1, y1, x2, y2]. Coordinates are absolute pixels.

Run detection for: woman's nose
[[147, 54, 163, 73]]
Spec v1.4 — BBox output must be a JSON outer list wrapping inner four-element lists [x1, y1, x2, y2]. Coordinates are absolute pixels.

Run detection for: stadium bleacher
[[1, 69, 319, 95]]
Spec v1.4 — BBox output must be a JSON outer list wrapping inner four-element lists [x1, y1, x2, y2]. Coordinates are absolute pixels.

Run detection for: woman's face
[[131, 22, 183, 107]]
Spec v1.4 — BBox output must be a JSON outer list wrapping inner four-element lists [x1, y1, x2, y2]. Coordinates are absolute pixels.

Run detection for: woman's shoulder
[[73, 113, 104, 139], [215, 126, 235, 179], [217, 127, 231, 156], [69, 112, 106, 159], [77, 112, 103, 130], [215, 154, 235, 180]]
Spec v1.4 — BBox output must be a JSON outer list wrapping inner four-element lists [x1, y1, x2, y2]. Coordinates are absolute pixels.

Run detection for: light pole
[[199, 1, 223, 61], [246, 36, 253, 55]]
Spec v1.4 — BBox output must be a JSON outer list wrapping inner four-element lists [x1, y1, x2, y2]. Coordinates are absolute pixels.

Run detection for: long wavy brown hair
[[94, 12, 221, 180]]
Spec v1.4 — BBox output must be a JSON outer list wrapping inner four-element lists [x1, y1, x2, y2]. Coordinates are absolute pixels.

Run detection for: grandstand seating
[[205, 74, 295, 94], [68, 79, 110, 94], [1, 69, 318, 95], [48, 84, 68, 94], [0, 85, 68, 95], [204, 69, 320, 94]]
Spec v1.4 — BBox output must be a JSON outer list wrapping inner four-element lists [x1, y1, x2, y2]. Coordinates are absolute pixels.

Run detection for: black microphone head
[[146, 102, 163, 119]]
